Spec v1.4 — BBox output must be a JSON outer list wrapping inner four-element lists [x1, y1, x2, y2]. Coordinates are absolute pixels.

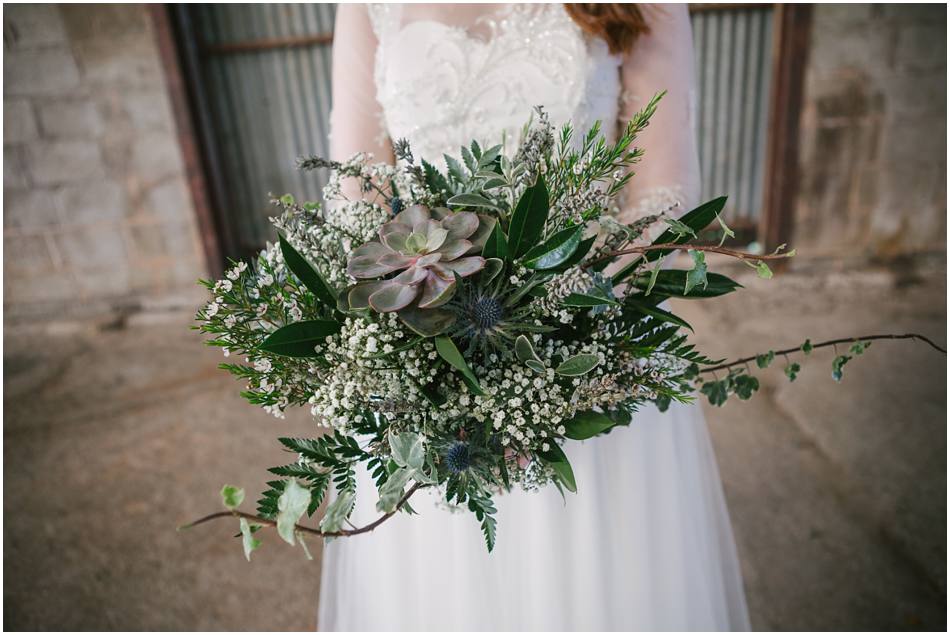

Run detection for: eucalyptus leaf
[[555, 353, 601, 376], [260, 320, 342, 357], [276, 479, 311, 545]]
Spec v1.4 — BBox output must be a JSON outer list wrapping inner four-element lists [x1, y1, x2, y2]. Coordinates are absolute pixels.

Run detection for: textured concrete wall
[[795, 4, 947, 258], [3, 4, 205, 321]]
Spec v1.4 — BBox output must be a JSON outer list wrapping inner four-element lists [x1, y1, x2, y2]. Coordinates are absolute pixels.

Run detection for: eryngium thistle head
[[445, 442, 471, 473]]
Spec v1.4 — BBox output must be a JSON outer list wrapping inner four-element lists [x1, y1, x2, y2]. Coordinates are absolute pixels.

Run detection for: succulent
[[346, 205, 494, 314]]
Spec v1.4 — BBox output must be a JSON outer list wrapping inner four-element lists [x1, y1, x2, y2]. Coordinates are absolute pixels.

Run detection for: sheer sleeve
[[617, 4, 701, 223], [329, 4, 394, 168]]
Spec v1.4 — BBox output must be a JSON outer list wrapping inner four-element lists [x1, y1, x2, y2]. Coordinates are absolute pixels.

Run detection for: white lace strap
[[366, 3, 402, 46]]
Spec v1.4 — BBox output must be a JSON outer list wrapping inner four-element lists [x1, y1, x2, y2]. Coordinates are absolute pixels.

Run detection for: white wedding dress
[[319, 4, 750, 630]]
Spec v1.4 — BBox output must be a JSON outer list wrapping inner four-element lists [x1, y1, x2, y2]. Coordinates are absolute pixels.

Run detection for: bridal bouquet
[[189, 95, 941, 558]]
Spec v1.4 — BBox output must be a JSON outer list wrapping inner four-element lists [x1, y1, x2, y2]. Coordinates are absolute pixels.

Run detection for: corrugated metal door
[[691, 5, 775, 240], [175, 3, 336, 259]]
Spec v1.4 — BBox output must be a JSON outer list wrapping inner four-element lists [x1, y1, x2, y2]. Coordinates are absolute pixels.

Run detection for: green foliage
[[260, 320, 342, 357], [562, 410, 615, 440], [279, 234, 337, 309], [802, 339, 813, 355], [732, 374, 760, 400], [555, 354, 601, 376], [832, 355, 851, 382], [538, 443, 576, 493], [632, 270, 741, 299], [220, 485, 245, 510], [785, 362, 801, 381], [482, 222, 509, 260], [756, 351, 775, 369], [700, 378, 730, 406], [507, 175, 550, 259], [523, 226, 583, 270], [319, 489, 356, 534], [562, 292, 618, 308], [684, 250, 708, 294], [434, 336, 485, 395]]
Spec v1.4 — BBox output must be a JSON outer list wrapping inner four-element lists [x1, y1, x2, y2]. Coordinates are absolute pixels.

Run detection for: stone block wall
[[3, 4, 206, 321], [795, 4, 947, 258]]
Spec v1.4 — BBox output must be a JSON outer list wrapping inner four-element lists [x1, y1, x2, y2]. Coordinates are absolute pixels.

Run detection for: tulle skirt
[[318, 401, 750, 631]]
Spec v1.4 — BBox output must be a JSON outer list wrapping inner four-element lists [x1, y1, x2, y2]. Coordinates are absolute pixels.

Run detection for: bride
[[320, 3, 750, 630]]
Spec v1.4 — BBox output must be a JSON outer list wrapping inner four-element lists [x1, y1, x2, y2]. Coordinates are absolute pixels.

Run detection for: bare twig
[[179, 482, 427, 538], [584, 243, 793, 270], [700, 333, 946, 375]]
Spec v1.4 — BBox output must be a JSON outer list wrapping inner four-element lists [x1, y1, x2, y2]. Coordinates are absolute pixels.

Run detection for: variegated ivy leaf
[[664, 216, 697, 239], [276, 479, 311, 545], [752, 260, 773, 279], [239, 518, 262, 561], [684, 250, 708, 295], [376, 467, 412, 513], [319, 489, 356, 534], [716, 213, 735, 247], [756, 350, 775, 369], [389, 430, 424, 470], [220, 484, 245, 510]]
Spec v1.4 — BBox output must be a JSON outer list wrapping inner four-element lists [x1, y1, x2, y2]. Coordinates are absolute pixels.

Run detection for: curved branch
[[180, 482, 428, 538], [584, 243, 792, 270], [700, 333, 946, 375]]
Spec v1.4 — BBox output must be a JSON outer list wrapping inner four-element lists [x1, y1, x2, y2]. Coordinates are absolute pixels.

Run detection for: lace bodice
[[330, 3, 701, 220], [367, 4, 621, 166]]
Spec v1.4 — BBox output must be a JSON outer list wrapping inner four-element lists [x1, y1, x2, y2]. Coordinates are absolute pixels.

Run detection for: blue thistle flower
[[389, 197, 404, 215], [445, 442, 471, 473]]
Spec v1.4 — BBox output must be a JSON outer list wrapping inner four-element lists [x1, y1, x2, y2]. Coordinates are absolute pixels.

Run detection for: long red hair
[[564, 3, 651, 54]]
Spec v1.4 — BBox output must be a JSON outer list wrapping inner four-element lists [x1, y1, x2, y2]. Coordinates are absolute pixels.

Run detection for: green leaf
[[753, 260, 773, 279], [482, 221, 509, 260], [522, 226, 583, 270], [239, 518, 262, 561], [733, 374, 760, 400], [446, 192, 499, 210], [260, 320, 342, 357], [632, 270, 741, 299], [849, 340, 870, 355], [319, 488, 356, 534], [831, 355, 851, 382], [422, 159, 451, 195], [562, 293, 618, 308], [802, 339, 813, 355], [645, 196, 727, 262], [276, 479, 311, 545], [279, 234, 337, 308], [622, 297, 692, 331], [220, 484, 245, 510], [389, 430, 425, 470], [785, 362, 801, 381], [684, 250, 708, 294], [525, 359, 546, 373], [663, 217, 697, 239], [555, 353, 601, 376], [562, 410, 615, 440], [701, 379, 729, 406], [549, 234, 596, 271], [507, 175, 550, 258], [514, 334, 540, 363], [279, 193, 295, 206], [644, 261, 662, 296], [715, 213, 735, 247], [538, 443, 576, 493], [434, 336, 485, 395], [756, 351, 775, 369]]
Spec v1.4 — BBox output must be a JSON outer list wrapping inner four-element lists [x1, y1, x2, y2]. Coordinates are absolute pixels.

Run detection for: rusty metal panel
[[691, 6, 773, 230], [187, 4, 336, 257]]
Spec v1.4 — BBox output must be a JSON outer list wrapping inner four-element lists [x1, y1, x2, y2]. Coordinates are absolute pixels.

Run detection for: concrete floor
[[3, 260, 946, 630]]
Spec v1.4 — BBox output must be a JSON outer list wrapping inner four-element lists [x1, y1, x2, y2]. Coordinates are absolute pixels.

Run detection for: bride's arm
[[330, 3, 394, 196], [617, 4, 701, 224]]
